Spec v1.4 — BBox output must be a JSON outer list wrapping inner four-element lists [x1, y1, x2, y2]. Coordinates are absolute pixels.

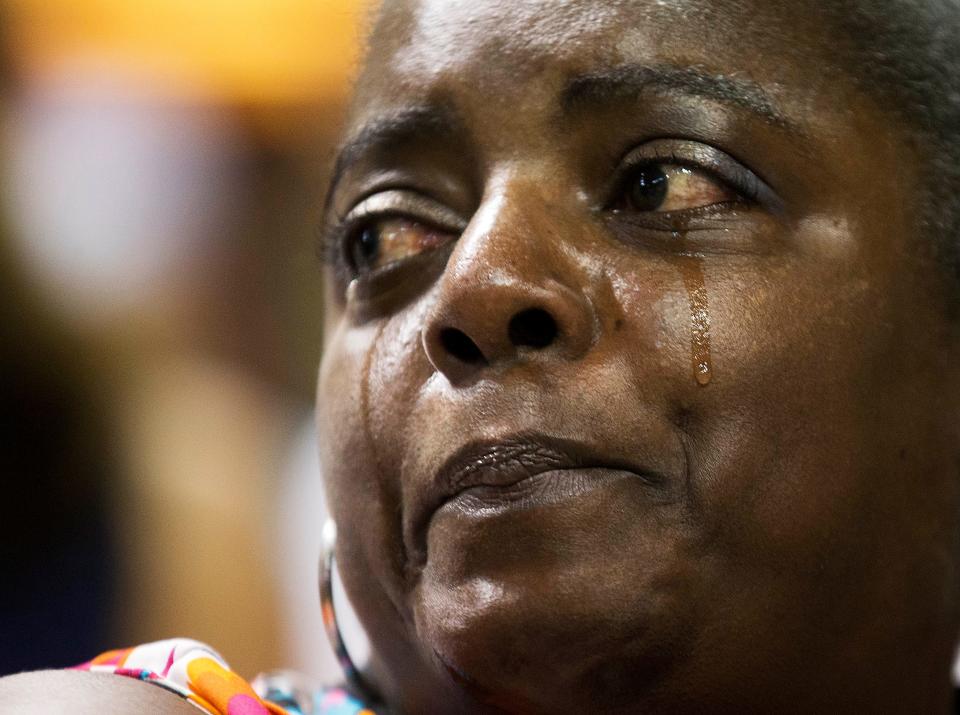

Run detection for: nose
[[421, 195, 596, 385]]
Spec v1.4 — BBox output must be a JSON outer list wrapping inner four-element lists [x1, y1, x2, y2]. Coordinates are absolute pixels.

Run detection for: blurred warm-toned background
[[1, 0, 369, 682]]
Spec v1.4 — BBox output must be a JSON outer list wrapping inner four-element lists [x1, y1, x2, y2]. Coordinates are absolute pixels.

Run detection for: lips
[[405, 434, 669, 570]]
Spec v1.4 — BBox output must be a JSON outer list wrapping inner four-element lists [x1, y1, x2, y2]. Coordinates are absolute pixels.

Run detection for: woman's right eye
[[348, 216, 457, 273], [619, 162, 739, 214]]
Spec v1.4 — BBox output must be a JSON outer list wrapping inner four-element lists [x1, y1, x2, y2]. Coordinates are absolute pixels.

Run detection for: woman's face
[[318, 0, 960, 711]]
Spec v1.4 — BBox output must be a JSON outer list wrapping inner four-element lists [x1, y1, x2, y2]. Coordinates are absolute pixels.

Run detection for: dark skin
[[318, 0, 960, 712], [0, 671, 201, 714], [3, 0, 959, 712]]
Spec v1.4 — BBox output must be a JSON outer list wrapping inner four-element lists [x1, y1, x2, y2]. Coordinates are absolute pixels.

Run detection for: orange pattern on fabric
[[75, 639, 373, 713], [187, 657, 287, 715], [89, 648, 132, 667]]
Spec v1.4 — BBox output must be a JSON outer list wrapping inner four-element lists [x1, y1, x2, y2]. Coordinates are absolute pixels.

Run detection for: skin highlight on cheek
[[360, 321, 390, 483]]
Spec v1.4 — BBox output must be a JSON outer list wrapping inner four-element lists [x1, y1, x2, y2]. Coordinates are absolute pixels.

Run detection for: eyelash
[[318, 212, 378, 288], [318, 215, 349, 272]]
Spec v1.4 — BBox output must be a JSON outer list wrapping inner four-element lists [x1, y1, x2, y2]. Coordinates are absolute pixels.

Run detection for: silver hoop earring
[[320, 520, 381, 705]]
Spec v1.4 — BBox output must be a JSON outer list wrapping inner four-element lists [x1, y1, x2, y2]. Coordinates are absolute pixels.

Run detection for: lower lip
[[436, 467, 641, 518]]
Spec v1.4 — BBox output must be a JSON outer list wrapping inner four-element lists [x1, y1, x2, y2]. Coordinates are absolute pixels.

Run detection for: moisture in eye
[[348, 217, 457, 273], [627, 164, 669, 212]]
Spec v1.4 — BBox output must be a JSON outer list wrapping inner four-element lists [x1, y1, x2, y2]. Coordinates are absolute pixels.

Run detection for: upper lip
[[404, 433, 665, 571]]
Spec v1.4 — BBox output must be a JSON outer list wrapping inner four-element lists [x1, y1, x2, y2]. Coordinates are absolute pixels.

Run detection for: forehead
[[355, 0, 832, 119], [389, 0, 648, 71]]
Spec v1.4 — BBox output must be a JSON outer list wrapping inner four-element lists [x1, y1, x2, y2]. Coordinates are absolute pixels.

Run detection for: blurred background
[[0, 0, 367, 682]]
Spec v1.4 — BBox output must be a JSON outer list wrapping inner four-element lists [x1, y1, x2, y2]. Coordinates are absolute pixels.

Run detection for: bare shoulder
[[0, 670, 201, 714]]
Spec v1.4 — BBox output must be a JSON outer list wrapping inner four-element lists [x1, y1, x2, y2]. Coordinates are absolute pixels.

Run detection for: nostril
[[439, 327, 486, 364], [508, 308, 557, 349]]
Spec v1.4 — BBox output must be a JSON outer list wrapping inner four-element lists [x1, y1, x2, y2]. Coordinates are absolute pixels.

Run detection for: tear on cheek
[[668, 229, 713, 387], [679, 255, 713, 386]]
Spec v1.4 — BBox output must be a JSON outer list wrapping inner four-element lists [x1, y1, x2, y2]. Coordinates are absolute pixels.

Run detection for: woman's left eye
[[621, 163, 738, 213], [349, 217, 456, 273]]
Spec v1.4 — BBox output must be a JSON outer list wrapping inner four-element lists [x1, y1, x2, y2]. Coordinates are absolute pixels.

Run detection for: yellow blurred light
[[8, 0, 368, 104]]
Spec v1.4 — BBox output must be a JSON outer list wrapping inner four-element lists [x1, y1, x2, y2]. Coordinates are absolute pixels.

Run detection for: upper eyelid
[[618, 144, 742, 183], [616, 136, 747, 169], [343, 190, 468, 232]]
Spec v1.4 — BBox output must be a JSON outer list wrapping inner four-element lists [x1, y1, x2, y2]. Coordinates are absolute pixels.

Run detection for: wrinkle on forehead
[[385, 0, 653, 78], [366, 0, 815, 96], [351, 0, 855, 152], [356, 0, 717, 126]]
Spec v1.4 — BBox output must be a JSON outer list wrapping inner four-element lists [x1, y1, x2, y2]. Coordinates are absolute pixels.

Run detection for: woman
[[4, 0, 960, 711]]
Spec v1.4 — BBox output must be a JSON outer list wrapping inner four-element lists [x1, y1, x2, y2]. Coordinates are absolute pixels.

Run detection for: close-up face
[[318, 0, 960, 712]]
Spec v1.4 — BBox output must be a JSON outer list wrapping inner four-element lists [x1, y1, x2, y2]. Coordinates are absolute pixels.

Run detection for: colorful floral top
[[74, 638, 376, 715]]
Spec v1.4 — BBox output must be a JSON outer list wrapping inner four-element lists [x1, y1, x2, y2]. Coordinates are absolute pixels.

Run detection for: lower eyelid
[[661, 174, 737, 209], [602, 206, 775, 256], [610, 201, 751, 226]]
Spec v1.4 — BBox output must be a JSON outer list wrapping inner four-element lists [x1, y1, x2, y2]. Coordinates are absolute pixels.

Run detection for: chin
[[410, 483, 698, 713], [412, 576, 688, 713]]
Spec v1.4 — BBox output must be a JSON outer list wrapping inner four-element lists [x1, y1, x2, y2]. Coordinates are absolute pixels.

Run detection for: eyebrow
[[560, 63, 798, 133], [325, 64, 799, 211], [325, 105, 464, 206]]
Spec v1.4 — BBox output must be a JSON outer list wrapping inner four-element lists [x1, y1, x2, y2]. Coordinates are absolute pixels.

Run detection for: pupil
[[628, 165, 668, 211], [355, 226, 380, 265]]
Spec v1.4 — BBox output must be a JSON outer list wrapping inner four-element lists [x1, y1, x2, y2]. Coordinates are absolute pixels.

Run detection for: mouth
[[405, 434, 670, 572]]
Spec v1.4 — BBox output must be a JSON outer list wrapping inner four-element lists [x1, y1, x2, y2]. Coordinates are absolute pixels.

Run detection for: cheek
[[568, 242, 923, 690], [676, 241, 947, 642], [683, 259, 864, 539], [606, 255, 854, 559], [318, 321, 383, 554], [366, 306, 437, 466], [605, 252, 720, 401], [318, 303, 435, 584]]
